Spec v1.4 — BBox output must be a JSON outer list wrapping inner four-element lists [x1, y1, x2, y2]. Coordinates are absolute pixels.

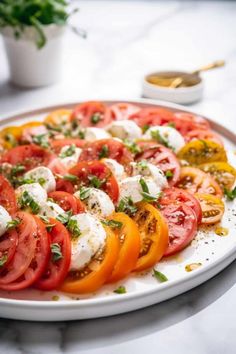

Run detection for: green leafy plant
[[0, 0, 82, 48]]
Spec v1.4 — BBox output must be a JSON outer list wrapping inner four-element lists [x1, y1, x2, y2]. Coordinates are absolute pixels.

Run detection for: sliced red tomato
[[160, 203, 197, 257], [79, 139, 133, 169], [51, 139, 86, 154], [185, 129, 223, 146], [69, 161, 119, 203], [0, 216, 50, 291], [173, 112, 210, 136], [110, 103, 140, 120], [160, 188, 202, 224], [1, 144, 54, 171], [0, 229, 18, 271], [135, 143, 180, 185], [129, 107, 176, 127], [36, 218, 71, 291], [56, 178, 75, 194], [48, 191, 85, 214], [70, 101, 114, 128], [0, 175, 17, 215], [0, 212, 37, 285]]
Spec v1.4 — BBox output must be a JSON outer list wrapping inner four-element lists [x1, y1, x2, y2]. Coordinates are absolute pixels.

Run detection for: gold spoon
[[170, 60, 225, 88]]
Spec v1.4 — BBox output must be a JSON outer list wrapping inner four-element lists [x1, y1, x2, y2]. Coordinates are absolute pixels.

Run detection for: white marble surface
[[0, 1, 236, 353]]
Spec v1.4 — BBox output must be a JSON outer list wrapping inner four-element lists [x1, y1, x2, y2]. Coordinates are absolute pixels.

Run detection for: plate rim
[[0, 98, 235, 310]]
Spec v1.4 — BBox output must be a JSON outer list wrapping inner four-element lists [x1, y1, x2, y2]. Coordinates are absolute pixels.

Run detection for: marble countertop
[[0, 1, 236, 353]]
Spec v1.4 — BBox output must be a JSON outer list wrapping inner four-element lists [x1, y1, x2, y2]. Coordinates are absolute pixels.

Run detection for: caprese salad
[[0, 101, 235, 295]]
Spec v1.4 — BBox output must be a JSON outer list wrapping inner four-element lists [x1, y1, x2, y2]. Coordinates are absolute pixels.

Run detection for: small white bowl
[[142, 71, 204, 104]]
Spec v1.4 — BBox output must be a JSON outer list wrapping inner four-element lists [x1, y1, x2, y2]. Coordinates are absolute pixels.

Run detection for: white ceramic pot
[[1, 24, 65, 88]]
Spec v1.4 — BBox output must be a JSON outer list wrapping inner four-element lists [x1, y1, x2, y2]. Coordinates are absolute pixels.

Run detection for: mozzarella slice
[[74, 188, 114, 218], [143, 126, 185, 152], [131, 162, 168, 190], [24, 166, 56, 193], [59, 145, 82, 169], [102, 158, 126, 181], [39, 201, 65, 219], [0, 206, 12, 237], [69, 213, 106, 270], [16, 183, 47, 206], [119, 175, 161, 203], [84, 127, 111, 141], [108, 120, 142, 140]]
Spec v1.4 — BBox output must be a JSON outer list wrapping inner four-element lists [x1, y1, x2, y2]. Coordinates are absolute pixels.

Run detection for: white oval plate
[[0, 99, 236, 322]]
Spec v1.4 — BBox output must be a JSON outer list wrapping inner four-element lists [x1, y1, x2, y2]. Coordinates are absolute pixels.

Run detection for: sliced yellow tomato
[[44, 109, 72, 126], [177, 139, 227, 165], [133, 202, 168, 272], [106, 212, 140, 283], [20, 121, 44, 130], [176, 167, 222, 197], [60, 226, 119, 294], [0, 126, 22, 149], [194, 193, 225, 224], [199, 162, 236, 190]]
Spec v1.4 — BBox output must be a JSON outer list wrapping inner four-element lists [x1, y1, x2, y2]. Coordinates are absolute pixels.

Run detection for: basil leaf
[[153, 269, 168, 282]]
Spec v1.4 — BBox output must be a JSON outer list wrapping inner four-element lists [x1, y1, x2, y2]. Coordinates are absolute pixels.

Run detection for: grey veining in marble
[[0, 1, 236, 353]]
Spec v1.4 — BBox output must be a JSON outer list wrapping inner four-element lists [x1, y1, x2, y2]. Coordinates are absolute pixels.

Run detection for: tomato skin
[[79, 139, 133, 169], [60, 226, 119, 294], [0, 212, 37, 285], [0, 230, 18, 271], [56, 178, 74, 194], [107, 212, 140, 283], [0, 126, 22, 149], [48, 191, 85, 214], [195, 193, 225, 225], [173, 112, 210, 135], [51, 139, 86, 154], [36, 218, 71, 291], [135, 143, 180, 186], [71, 101, 114, 128], [129, 107, 176, 127], [44, 109, 72, 126], [160, 203, 197, 257], [160, 188, 202, 224], [1, 144, 54, 171], [185, 129, 223, 146], [69, 161, 119, 203], [0, 175, 17, 215], [199, 162, 236, 191], [133, 202, 168, 271], [0, 216, 50, 291], [110, 103, 140, 120]]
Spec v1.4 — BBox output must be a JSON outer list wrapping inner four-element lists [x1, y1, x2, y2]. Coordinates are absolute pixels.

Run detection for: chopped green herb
[[124, 140, 141, 154], [11, 164, 26, 176], [137, 160, 148, 169], [113, 285, 126, 294], [142, 124, 150, 133], [79, 187, 91, 200], [139, 178, 149, 193], [117, 197, 138, 216], [167, 122, 176, 128], [165, 170, 173, 179], [98, 145, 109, 159], [63, 174, 78, 183], [153, 269, 168, 282], [32, 134, 49, 148], [224, 186, 236, 201], [101, 219, 123, 229], [45, 123, 62, 133], [39, 215, 50, 223], [88, 175, 105, 189], [78, 130, 85, 139], [56, 210, 72, 224], [59, 144, 76, 158], [6, 218, 21, 230], [19, 191, 40, 214], [91, 113, 101, 124], [139, 178, 159, 202], [151, 130, 172, 149], [39, 215, 55, 232], [51, 243, 63, 262], [67, 219, 81, 238], [0, 255, 7, 267], [5, 133, 17, 147]]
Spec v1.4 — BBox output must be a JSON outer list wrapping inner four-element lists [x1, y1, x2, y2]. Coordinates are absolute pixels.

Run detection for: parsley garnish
[[153, 269, 168, 282], [98, 145, 109, 159], [19, 191, 40, 214], [6, 218, 21, 230], [0, 255, 7, 267], [63, 174, 78, 183], [224, 186, 236, 201], [151, 130, 172, 149], [32, 134, 49, 148], [101, 219, 123, 229], [59, 144, 76, 158], [91, 113, 101, 124], [124, 140, 141, 154], [88, 175, 106, 189], [113, 285, 126, 294], [51, 243, 63, 262], [67, 219, 81, 238], [139, 178, 159, 202], [165, 170, 173, 179], [79, 187, 91, 200], [117, 197, 138, 216]]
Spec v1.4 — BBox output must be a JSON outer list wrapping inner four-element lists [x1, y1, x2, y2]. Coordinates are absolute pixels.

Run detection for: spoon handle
[[192, 60, 225, 75]]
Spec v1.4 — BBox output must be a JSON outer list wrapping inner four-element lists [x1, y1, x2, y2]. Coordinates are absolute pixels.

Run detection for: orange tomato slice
[[195, 193, 225, 224]]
